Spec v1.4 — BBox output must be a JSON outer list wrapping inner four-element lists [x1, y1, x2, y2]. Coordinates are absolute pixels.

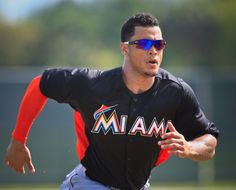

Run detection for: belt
[[108, 187, 121, 190], [107, 185, 148, 190], [84, 166, 149, 190]]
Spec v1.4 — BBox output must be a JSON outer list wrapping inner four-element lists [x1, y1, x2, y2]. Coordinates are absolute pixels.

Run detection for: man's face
[[121, 26, 164, 77]]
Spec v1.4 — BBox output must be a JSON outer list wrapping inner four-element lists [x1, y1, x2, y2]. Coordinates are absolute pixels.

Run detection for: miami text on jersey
[[91, 104, 169, 137]]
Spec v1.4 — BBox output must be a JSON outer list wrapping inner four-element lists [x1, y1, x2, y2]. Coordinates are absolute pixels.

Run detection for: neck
[[122, 62, 155, 94]]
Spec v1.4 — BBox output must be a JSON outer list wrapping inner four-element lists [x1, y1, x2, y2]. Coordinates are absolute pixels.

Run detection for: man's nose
[[148, 45, 159, 55]]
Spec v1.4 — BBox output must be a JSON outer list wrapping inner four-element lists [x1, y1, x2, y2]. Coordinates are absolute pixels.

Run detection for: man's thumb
[[167, 121, 177, 132], [26, 157, 35, 173]]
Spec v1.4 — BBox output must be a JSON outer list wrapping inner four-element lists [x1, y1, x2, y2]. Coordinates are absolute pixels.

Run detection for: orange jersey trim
[[12, 76, 48, 144], [74, 111, 89, 160]]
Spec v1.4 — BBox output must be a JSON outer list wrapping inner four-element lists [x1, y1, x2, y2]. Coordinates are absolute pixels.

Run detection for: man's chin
[[144, 68, 159, 77], [143, 65, 160, 77], [144, 72, 157, 77]]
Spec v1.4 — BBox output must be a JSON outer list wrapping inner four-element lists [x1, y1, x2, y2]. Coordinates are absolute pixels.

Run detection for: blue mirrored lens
[[153, 41, 162, 50], [135, 39, 165, 50], [144, 40, 152, 50]]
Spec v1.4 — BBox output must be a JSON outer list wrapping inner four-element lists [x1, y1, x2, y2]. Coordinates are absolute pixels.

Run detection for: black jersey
[[40, 67, 219, 190]]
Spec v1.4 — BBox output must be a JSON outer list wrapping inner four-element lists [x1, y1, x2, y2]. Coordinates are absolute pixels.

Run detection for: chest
[[80, 84, 181, 139]]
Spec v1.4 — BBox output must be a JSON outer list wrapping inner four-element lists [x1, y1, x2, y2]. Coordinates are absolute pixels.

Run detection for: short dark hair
[[121, 13, 160, 42]]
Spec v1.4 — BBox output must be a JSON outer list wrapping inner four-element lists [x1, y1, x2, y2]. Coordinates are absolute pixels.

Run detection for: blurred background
[[0, 0, 236, 188]]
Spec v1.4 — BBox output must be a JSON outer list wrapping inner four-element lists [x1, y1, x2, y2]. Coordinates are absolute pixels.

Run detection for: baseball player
[[5, 13, 219, 190]]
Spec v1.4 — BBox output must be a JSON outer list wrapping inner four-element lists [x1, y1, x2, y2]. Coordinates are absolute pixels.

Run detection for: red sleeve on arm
[[155, 149, 171, 166], [12, 76, 48, 144]]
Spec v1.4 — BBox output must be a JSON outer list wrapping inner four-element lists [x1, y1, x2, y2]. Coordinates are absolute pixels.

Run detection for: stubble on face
[[144, 71, 157, 77]]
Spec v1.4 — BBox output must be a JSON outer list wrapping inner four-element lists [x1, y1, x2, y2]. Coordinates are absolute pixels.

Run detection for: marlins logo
[[91, 104, 125, 135], [91, 104, 169, 138]]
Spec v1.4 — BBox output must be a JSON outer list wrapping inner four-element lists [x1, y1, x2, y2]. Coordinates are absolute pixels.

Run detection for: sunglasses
[[124, 39, 166, 51]]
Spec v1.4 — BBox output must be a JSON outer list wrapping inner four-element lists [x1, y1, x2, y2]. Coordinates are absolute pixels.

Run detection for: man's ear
[[120, 42, 129, 56]]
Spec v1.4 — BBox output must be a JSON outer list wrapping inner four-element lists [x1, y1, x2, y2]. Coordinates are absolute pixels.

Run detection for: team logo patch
[[91, 104, 169, 138], [92, 104, 121, 135]]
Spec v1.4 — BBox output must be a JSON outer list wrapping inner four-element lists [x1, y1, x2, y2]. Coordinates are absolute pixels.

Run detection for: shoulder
[[40, 67, 102, 95], [99, 67, 122, 78], [157, 68, 197, 99], [40, 67, 122, 87], [43, 67, 121, 78], [42, 67, 102, 80], [157, 68, 183, 89]]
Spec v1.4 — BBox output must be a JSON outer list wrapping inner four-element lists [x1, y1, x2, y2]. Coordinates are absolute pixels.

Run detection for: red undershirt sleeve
[[11, 75, 48, 144]]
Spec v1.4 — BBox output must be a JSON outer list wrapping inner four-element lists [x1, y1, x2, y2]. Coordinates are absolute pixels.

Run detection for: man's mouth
[[147, 60, 158, 65]]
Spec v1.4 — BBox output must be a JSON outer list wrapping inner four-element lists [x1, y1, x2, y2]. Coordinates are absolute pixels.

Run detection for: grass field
[[0, 183, 236, 190]]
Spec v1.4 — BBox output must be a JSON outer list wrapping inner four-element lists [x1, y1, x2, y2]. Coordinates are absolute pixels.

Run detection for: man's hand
[[158, 121, 217, 161], [158, 121, 191, 158], [5, 138, 35, 174]]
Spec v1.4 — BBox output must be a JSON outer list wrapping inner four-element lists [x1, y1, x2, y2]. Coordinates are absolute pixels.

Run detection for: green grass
[[0, 183, 236, 190], [150, 182, 236, 190], [150, 184, 236, 190], [0, 184, 58, 190]]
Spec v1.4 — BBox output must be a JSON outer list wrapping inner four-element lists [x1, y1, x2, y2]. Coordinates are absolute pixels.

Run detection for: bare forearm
[[159, 122, 218, 161], [187, 134, 217, 161]]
